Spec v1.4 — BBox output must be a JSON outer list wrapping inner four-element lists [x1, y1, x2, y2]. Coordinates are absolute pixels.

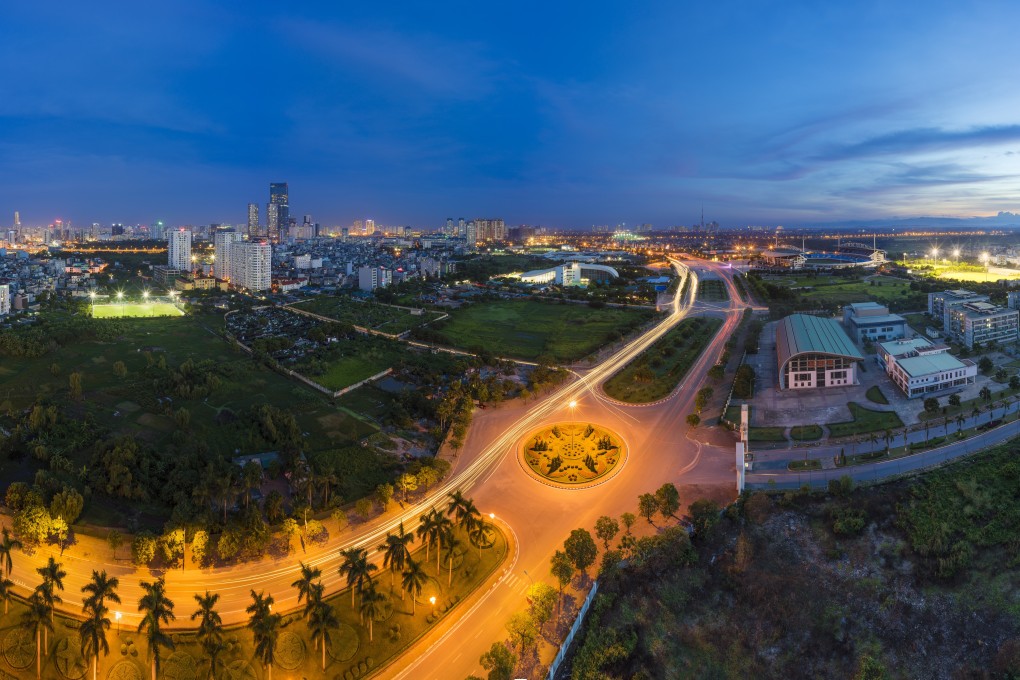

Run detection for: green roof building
[[776, 314, 864, 390]]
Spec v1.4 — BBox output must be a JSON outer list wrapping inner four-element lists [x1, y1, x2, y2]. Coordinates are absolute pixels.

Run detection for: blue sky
[[2, 1, 1019, 229]]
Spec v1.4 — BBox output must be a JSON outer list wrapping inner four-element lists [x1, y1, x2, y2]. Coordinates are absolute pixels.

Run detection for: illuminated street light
[[953, 248, 960, 263], [114, 611, 122, 634], [116, 291, 123, 300]]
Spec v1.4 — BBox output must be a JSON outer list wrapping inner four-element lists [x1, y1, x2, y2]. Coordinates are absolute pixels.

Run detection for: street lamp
[[953, 248, 960, 264], [429, 596, 436, 618], [982, 252, 990, 271], [930, 247, 939, 264], [567, 400, 578, 450], [114, 611, 122, 635]]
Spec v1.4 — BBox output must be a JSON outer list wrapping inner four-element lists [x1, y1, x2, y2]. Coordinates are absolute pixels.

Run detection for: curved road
[[4, 257, 749, 678]]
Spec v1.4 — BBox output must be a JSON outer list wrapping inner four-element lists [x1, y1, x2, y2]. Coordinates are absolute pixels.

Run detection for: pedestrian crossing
[[502, 572, 529, 594]]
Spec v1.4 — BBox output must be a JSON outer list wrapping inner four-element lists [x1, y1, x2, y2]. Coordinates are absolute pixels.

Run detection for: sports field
[[91, 301, 184, 318]]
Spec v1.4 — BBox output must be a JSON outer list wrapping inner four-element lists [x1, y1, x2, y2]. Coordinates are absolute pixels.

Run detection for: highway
[[3, 257, 749, 678]]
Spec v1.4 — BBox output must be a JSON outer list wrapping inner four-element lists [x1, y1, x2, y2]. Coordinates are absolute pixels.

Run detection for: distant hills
[[807, 211, 1020, 230]]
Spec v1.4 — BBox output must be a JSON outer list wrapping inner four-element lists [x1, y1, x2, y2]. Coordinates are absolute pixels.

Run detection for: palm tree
[[247, 590, 281, 680], [445, 489, 468, 521], [303, 582, 324, 623], [431, 512, 454, 571], [191, 592, 223, 680], [37, 557, 66, 630], [416, 510, 438, 562], [358, 582, 385, 642], [0, 574, 13, 615], [0, 528, 23, 576], [444, 535, 464, 586], [81, 570, 120, 610], [79, 603, 111, 680], [956, 414, 965, 436], [137, 578, 176, 680], [378, 522, 413, 587], [291, 562, 322, 609], [401, 558, 427, 613], [469, 519, 493, 558], [34, 583, 61, 648], [972, 406, 981, 428], [21, 590, 53, 680], [868, 432, 878, 453], [883, 427, 892, 452], [338, 548, 377, 609], [307, 599, 338, 671]]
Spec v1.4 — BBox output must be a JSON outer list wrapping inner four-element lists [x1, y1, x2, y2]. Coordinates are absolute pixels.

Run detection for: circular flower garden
[[519, 422, 627, 488]]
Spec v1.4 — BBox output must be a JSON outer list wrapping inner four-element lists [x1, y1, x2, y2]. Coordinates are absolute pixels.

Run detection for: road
[[3, 257, 749, 678]]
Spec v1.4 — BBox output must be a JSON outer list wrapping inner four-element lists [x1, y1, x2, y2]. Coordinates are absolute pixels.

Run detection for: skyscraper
[[268, 182, 288, 242], [13, 212, 20, 230], [214, 230, 242, 281], [231, 240, 272, 291], [168, 228, 192, 271], [247, 203, 260, 238]]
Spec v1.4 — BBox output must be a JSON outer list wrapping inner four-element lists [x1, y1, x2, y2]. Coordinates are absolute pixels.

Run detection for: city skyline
[[2, 3, 1020, 228]]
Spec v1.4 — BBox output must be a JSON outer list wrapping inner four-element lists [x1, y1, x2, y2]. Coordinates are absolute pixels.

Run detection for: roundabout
[[518, 421, 627, 488]]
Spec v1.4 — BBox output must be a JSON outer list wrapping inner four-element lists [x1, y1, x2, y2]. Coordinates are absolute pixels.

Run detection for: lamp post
[[114, 611, 122, 636], [953, 248, 960, 264], [116, 290, 124, 314], [429, 596, 436, 617], [568, 400, 577, 450], [982, 252, 990, 272], [930, 248, 939, 265]]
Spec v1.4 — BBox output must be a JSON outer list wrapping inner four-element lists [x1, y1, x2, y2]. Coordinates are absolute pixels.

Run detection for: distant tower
[[247, 203, 260, 238], [168, 228, 192, 271], [13, 212, 20, 229], [268, 182, 289, 242]]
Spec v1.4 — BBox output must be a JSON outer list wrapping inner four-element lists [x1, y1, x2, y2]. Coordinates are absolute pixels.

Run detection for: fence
[[547, 580, 599, 680]]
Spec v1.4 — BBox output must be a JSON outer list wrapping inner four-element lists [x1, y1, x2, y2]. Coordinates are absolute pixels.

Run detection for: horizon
[[3, 2, 1020, 228]]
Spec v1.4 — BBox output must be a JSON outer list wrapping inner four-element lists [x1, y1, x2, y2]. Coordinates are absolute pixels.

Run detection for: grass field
[[91, 301, 184, 318], [696, 279, 729, 302], [603, 317, 722, 403], [785, 274, 916, 306], [866, 385, 889, 405], [300, 340, 404, 390], [749, 426, 787, 442], [292, 296, 445, 335], [827, 402, 904, 438], [790, 424, 824, 441], [430, 299, 656, 362]]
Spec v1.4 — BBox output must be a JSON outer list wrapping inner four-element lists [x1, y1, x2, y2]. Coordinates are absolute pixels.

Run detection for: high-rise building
[[214, 230, 242, 281], [247, 203, 260, 238], [358, 265, 392, 291], [366, 219, 376, 235], [465, 221, 478, 247], [0, 283, 10, 316], [231, 240, 272, 291], [168, 228, 192, 271], [13, 212, 20, 229], [268, 182, 289, 242]]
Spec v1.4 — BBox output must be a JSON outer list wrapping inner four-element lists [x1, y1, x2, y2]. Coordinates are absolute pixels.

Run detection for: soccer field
[[91, 302, 185, 318]]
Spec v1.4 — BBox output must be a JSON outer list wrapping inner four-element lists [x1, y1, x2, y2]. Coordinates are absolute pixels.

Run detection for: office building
[[230, 241, 272, 292], [268, 183, 288, 242], [928, 289, 990, 335], [776, 314, 864, 390], [842, 302, 907, 343], [0, 283, 10, 315], [214, 230, 242, 281], [358, 265, 392, 291], [167, 229, 192, 271], [947, 301, 1019, 349], [152, 265, 182, 288], [878, 337, 977, 398]]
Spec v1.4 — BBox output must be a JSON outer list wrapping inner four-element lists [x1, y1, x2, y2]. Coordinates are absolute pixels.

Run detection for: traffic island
[[518, 422, 628, 488]]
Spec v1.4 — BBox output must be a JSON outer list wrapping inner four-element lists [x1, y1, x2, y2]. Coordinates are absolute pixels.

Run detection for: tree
[[69, 372, 84, 400], [190, 531, 210, 567], [505, 611, 538, 654], [563, 529, 598, 580], [375, 483, 394, 510], [655, 483, 681, 521], [923, 397, 940, 415], [338, 547, 377, 609], [13, 504, 52, 547], [291, 562, 322, 611], [21, 590, 53, 680], [527, 582, 557, 634], [686, 413, 701, 428], [620, 512, 636, 535], [160, 529, 185, 570], [358, 582, 385, 642], [1011, 375, 1020, 391], [401, 558, 427, 613], [191, 592, 223, 680], [247, 591, 281, 680], [949, 393, 962, 408], [396, 472, 418, 503], [132, 532, 157, 567], [80, 600, 112, 680], [81, 570, 120, 611], [378, 522, 413, 586], [594, 516, 619, 549], [330, 505, 348, 535], [37, 557, 66, 632], [980, 385, 993, 402], [416, 509, 439, 562], [0, 527, 22, 576], [979, 356, 994, 373], [0, 575, 13, 615], [638, 493, 659, 525], [137, 578, 176, 680], [308, 599, 338, 671], [550, 549, 574, 617], [242, 461, 262, 509], [444, 535, 464, 586], [106, 531, 123, 560], [479, 641, 517, 680], [49, 487, 84, 525], [112, 361, 127, 379], [689, 499, 722, 538]]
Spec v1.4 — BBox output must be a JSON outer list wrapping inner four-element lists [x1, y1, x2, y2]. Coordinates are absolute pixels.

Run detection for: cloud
[[816, 125, 1020, 161]]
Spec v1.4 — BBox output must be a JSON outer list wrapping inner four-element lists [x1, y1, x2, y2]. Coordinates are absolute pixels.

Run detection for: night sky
[[2, 1, 1019, 228]]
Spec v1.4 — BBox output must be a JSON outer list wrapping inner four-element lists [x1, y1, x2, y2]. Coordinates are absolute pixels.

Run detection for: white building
[[358, 265, 392, 291], [213, 230, 242, 281], [168, 229, 192, 271], [878, 337, 977, 398], [0, 283, 9, 315], [294, 254, 311, 270], [947, 301, 1019, 349], [519, 262, 619, 286], [231, 241, 272, 292], [842, 302, 907, 343]]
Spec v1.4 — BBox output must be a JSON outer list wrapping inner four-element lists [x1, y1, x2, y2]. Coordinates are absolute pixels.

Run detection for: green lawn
[[0, 524, 507, 680], [790, 424, 824, 441], [789, 275, 917, 306], [91, 301, 184, 318], [292, 296, 444, 334], [296, 338, 405, 391], [826, 402, 904, 438], [749, 426, 787, 442], [696, 279, 729, 302], [865, 385, 889, 405], [788, 459, 822, 470], [603, 317, 722, 403], [429, 299, 656, 362]]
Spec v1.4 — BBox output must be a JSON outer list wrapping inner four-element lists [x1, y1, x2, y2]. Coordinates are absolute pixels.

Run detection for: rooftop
[[777, 314, 864, 368], [897, 352, 970, 379], [846, 301, 887, 312], [848, 313, 907, 326], [878, 337, 933, 358]]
